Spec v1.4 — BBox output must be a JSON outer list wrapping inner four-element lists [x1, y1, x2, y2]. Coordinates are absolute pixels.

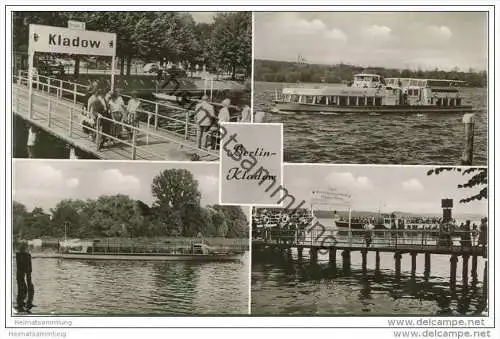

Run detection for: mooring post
[[361, 249, 368, 271], [394, 252, 402, 277], [329, 247, 336, 265], [462, 254, 470, 287], [411, 252, 418, 276], [460, 113, 475, 165], [297, 246, 303, 262], [342, 249, 351, 270], [310, 247, 318, 264], [450, 255, 458, 288], [375, 250, 380, 271]]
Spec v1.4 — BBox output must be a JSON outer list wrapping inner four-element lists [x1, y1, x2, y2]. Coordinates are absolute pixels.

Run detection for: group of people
[[193, 95, 251, 150], [81, 80, 142, 150]]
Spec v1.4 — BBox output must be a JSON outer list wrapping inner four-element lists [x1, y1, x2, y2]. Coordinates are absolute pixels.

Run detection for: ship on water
[[272, 73, 475, 114], [32, 239, 244, 262]]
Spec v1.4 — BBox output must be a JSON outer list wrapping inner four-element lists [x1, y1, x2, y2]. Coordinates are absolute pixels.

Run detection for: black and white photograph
[[253, 12, 487, 165], [252, 164, 488, 315], [13, 11, 252, 161], [12, 160, 250, 315]]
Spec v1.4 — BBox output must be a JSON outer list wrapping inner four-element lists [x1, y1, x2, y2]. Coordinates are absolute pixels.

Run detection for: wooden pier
[[253, 228, 487, 287], [12, 72, 219, 161]]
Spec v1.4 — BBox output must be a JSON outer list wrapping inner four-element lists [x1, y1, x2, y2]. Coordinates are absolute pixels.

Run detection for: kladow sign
[[29, 24, 116, 56]]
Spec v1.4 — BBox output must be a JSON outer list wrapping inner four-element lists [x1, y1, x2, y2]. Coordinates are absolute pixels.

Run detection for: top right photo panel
[[253, 12, 488, 165]]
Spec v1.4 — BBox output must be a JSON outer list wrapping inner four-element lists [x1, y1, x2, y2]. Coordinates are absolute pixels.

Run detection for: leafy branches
[[426, 167, 487, 203]]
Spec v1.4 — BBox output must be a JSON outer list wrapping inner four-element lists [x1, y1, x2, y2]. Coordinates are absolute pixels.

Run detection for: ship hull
[[31, 252, 243, 261], [274, 101, 475, 114], [334, 221, 389, 230]]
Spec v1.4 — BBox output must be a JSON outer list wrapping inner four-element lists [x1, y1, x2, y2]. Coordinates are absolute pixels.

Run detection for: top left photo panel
[[11, 11, 252, 161]]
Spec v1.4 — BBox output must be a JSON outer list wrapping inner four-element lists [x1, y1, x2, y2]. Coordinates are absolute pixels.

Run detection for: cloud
[[269, 15, 347, 42], [365, 25, 392, 38], [427, 25, 453, 40], [402, 178, 424, 191], [325, 172, 373, 190], [98, 169, 141, 193], [66, 178, 79, 189]]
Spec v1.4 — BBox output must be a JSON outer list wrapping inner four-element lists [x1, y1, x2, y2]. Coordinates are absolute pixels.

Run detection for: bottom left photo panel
[[11, 160, 250, 316]]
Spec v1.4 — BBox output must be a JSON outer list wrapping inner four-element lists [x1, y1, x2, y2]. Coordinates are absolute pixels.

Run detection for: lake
[[254, 82, 487, 165], [252, 247, 487, 316], [12, 252, 249, 315]]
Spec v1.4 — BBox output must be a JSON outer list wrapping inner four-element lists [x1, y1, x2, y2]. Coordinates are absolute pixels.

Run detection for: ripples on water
[[12, 253, 249, 315], [254, 82, 487, 165], [252, 249, 487, 316]]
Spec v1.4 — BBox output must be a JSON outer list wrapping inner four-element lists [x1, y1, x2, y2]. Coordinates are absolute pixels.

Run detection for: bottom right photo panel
[[251, 165, 488, 316]]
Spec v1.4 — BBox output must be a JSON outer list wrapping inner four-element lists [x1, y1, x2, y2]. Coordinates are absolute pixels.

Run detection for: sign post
[[27, 23, 117, 110]]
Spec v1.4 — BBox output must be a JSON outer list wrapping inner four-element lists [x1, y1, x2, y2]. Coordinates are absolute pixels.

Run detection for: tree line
[[13, 169, 248, 239], [13, 11, 252, 79], [255, 59, 487, 87]]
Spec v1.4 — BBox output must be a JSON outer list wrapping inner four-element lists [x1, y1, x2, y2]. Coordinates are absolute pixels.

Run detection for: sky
[[279, 164, 487, 217], [254, 12, 488, 71], [190, 12, 216, 23], [12, 160, 251, 219]]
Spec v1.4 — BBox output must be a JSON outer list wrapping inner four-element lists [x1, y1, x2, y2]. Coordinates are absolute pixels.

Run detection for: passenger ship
[[32, 240, 243, 261], [273, 73, 474, 114]]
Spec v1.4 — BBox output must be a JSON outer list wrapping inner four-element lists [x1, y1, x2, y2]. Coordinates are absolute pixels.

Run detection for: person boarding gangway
[[193, 95, 216, 150]]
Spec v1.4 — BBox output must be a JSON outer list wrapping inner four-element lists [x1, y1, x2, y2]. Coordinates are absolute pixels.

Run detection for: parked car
[[143, 63, 161, 73]]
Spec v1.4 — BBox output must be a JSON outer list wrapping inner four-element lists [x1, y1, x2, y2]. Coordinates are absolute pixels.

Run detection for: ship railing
[[13, 70, 204, 144], [87, 240, 248, 254]]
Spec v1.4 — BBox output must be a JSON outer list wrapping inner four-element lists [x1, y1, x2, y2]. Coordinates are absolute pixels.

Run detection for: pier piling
[[375, 250, 380, 271], [394, 252, 402, 278], [342, 250, 351, 271], [410, 252, 417, 276], [361, 250, 367, 271], [462, 255, 470, 287], [471, 255, 478, 283], [460, 113, 475, 165], [329, 247, 336, 265], [424, 252, 431, 277], [310, 247, 318, 264], [450, 255, 458, 288], [297, 247, 303, 262]]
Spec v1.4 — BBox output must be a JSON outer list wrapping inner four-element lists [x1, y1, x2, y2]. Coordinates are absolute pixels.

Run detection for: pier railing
[[12, 71, 219, 160], [257, 228, 485, 251]]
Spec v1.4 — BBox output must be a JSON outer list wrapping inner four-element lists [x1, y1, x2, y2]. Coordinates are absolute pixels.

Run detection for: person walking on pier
[[26, 125, 37, 158], [94, 89, 111, 150], [194, 95, 215, 149], [478, 217, 487, 249], [364, 226, 372, 248], [108, 89, 126, 139], [125, 91, 141, 140], [15, 242, 34, 312], [239, 105, 251, 122], [461, 221, 472, 249]]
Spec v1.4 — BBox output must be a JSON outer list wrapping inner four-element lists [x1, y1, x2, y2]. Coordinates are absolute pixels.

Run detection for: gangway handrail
[[14, 72, 207, 142], [12, 86, 219, 160]]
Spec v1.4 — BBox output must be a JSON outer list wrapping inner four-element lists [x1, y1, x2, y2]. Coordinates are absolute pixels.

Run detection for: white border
[[1, 1, 497, 334]]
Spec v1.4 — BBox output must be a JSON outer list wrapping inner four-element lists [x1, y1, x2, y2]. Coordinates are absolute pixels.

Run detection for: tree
[[210, 12, 252, 79], [210, 205, 248, 237], [12, 201, 30, 239], [151, 169, 201, 209], [427, 167, 487, 203]]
